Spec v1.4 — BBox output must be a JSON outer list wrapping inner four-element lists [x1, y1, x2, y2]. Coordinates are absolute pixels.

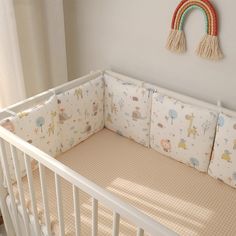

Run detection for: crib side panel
[[0, 125, 178, 236], [0, 70, 181, 236]]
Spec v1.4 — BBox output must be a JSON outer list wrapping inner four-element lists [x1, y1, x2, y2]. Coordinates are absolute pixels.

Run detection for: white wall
[[64, 0, 236, 110]]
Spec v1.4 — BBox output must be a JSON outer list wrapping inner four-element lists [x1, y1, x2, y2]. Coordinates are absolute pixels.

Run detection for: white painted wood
[[10, 145, 30, 236], [38, 163, 52, 236], [0, 139, 21, 235], [73, 185, 80, 236], [4, 69, 235, 118], [5, 71, 102, 113], [6, 90, 53, 112], [105, 70, 236, 117], [55, 174, 65, 236], [0, 160, 15, 236], [0, 110, 15, 120], [8, 91, 53, 114], [112, 212, 120, 236], [0, 189, 15, 236], [3, 70, 231, 235], [137, 228, 144, 236], [51, 70, 102, 95], [0, 126, 178, 236], [92, 198, 98, 236], [24, 154, 41, 236]]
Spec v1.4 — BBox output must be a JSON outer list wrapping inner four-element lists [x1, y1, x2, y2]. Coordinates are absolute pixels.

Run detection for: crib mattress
[[10, 128, 236, 236]]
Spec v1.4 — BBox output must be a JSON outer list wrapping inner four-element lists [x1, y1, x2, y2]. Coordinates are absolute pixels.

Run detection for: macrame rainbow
[[166, 0, 223, 60]]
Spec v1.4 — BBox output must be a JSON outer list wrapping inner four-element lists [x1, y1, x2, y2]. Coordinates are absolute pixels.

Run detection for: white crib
[[0, 70, 235, 236], [0, 71, 179, 236]]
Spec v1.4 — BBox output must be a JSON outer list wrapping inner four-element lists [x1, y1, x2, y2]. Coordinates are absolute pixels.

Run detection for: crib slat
[[39, 163, 52, 236], [10, 145, 30, 236], [0, 181, 15, 236], [55, 174, 65, 236], [112, 212, 120, 236], [24, 154, 41, 236], [92, 198, 98, 236], [0, 144, 15, 236], [0, 139, 21, 236], [73, 185, 81, 236], [137, 228, 144, 236]]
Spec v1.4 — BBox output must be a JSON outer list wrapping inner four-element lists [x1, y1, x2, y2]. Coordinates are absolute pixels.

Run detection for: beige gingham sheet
[[12, 129, 236, 236]]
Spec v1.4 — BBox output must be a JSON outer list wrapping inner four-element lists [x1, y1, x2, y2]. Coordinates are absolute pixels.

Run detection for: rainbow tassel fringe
[[166, 0, 223, 61]]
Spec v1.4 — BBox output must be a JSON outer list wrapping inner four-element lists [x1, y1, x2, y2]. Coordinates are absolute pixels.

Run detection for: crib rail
[[0, 126, 178, 236], [0, 71, 103, 115], [105, 70, 236, 117]]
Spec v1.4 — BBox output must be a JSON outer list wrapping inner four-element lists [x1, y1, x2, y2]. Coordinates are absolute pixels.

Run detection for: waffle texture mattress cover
[[8, 129, 236, 236]]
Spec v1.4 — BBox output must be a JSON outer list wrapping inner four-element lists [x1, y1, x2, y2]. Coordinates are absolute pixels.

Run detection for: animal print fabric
[[0, 95, 61, 181], [57, 76, 105, 152], [104, 74, 152, 147], [208, 113, 236, 188], [150, 92, 218, 172]]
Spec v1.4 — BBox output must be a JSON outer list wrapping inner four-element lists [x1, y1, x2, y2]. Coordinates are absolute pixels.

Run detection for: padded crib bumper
[[0, 70, 236, 236], [1, 70, 236, 189]]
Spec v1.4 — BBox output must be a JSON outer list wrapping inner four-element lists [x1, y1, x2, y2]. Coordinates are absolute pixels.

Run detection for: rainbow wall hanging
[[166, 0, 223, 60]]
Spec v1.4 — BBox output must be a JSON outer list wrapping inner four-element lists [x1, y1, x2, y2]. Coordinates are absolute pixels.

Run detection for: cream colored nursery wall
[[64, 0, 236, 110], [14, 0, 68, 97]]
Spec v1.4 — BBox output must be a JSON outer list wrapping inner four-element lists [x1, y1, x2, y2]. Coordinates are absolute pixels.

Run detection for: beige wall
[[64, 0, 236, 110], [14, 0, 68, 97]]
